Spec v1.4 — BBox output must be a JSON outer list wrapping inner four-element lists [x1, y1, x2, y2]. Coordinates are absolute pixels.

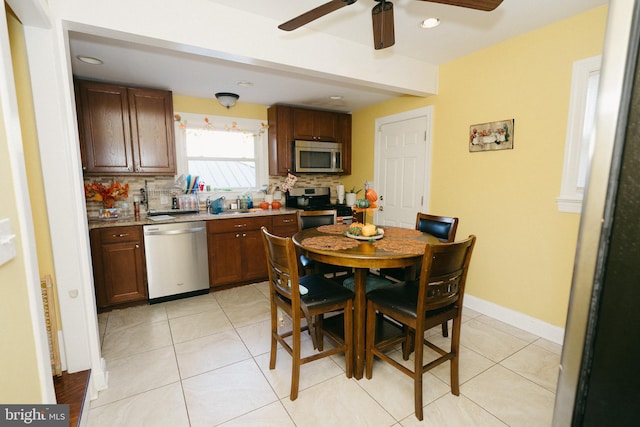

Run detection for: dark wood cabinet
[[292, 107, 337, 141], [267, 104, 352, 176], [207, 216, 272, 287], [76, 80, 176, 175], [270, 213, 298, 237], [267, 105, 293, 176], [337, 113, 352, 175], [90, 226, 147, 310]]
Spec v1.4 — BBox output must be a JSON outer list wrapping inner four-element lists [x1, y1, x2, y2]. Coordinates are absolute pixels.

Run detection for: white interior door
[[374, 107, 432, 228]]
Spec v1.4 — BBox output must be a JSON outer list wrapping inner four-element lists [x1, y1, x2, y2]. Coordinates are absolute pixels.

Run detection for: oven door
[[294, 141, 343, 173]]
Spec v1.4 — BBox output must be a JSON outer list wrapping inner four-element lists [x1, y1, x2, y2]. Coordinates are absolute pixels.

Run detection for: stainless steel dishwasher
[[143, 221, 209, 303]]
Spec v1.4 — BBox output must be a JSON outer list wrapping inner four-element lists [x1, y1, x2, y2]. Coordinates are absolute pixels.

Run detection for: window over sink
[[174, 112, 268, 190]]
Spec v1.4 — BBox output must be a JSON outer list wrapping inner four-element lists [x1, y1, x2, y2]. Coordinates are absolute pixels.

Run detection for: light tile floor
[[88, 282, 561, 426]]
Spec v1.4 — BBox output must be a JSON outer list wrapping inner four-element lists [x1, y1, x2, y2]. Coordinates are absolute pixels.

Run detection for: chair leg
[[315, 314, 324, 351], [365, 300, 375, 379], [344, 300, 353, 378], [450, 318, 461, 396], [414, 325, 424, 421], [441, 321, 449, 337], [290, 319, 301, 400], [269, 302, 278, 370]]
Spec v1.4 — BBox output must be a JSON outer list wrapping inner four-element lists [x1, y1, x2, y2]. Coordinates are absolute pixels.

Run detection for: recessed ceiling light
[[330, 95, 343, 100], [237, 81, 253, 87], [76, 55, 104, 65], [420, 18, 441, 29]]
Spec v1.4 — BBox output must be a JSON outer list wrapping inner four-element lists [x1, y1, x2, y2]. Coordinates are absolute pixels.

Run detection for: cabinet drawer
[[207, 216, 271, 234], [97, 226, 141, 244], [272, 214, 297, 228]]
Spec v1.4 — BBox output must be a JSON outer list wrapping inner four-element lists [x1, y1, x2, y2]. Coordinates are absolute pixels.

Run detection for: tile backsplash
[[84, 174, 346, 219]]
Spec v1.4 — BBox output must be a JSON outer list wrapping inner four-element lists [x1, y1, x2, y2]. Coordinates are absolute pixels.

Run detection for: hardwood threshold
[[53, 370, 90, 427]]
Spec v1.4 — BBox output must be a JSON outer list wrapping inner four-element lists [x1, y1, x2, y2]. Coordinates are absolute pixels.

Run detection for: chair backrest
[[415, 213, 459, 242], [297, 209, 337, 231], [261, 226, 302, 309], [417, 235, 476, 313]]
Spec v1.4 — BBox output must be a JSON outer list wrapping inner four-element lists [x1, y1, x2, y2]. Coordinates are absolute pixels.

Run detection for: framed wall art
[[469, 119, 514, 152]]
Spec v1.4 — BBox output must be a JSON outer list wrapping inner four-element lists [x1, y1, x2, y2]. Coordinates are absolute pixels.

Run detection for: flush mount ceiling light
[[76, 55, 104, 65], [420, 17, 441, 29], [215, 92, 239, 109]]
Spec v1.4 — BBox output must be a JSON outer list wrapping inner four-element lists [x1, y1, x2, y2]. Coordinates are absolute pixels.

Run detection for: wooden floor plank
[[53, 370, 90, 427]]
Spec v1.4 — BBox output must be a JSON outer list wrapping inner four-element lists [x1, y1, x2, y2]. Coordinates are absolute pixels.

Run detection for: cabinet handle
[[242, 233, 247, 237], [113, 233, 129, 238], [234, 224, 247, 228], [235, 233, 241, 238], [282, 219, 294, 223], [135, 244, 140, 248]]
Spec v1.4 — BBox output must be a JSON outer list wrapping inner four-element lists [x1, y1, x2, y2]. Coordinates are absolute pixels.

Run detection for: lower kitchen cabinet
[[271, 213, 298, 237], [207, 216, 272, 287], [90, 226, 147, 310]]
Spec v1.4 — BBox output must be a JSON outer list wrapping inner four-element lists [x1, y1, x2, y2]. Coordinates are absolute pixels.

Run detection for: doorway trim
[[373, 106, 434, 224]]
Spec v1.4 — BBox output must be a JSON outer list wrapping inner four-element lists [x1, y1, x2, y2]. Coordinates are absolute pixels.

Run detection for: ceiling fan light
[[215, 92, 239, 109], [420, 17, 441, 29]]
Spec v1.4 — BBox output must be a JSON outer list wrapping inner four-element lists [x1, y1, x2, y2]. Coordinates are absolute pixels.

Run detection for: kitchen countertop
[[88, 208, 300, 230]]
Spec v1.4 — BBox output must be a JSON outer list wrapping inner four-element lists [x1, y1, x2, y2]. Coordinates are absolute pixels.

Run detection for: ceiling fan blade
[[372, 1, 395, 50], [278, 0, 358, 31], [419, 0, 503, 12]]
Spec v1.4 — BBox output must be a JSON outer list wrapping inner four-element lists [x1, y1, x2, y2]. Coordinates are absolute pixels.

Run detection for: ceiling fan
[[278, 0, 504, 50]]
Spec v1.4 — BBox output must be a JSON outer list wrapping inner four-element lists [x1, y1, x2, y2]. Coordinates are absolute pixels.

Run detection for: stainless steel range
[[285, 186, 354, 224]]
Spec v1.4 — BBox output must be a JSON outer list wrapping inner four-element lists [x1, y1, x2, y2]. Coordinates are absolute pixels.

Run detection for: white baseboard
[[464, 294, 565, 345]]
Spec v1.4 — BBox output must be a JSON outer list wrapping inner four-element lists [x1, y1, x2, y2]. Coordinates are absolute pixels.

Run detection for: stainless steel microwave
[[293, 140, 343, 173]]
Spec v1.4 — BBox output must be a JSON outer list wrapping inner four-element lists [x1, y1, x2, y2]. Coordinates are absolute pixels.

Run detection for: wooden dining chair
[[365, 235, 476, 420], [261, 226, 354, 400], [297, 210, 353, 281], [379, 212, 459, 337]]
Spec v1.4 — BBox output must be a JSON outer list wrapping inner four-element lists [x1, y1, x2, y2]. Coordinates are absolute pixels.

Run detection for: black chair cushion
[[343, 275, 394, 293], [417, 219, 451, 241], [299, 274, 354, 309], [367, 281, 457, 320]]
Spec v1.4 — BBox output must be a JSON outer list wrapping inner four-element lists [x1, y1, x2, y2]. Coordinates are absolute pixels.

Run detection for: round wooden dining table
[[292, 224, 440, 379]]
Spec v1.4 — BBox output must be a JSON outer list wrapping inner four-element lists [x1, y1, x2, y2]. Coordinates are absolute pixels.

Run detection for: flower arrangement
[[84, 181, 129, 208]]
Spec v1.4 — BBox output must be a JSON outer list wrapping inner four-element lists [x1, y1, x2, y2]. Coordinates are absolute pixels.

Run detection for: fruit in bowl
[[361, 224, 378, 237], [347, 222, 379, 236]]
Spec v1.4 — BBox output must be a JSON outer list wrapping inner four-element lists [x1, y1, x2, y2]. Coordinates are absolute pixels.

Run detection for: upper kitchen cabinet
[[267, 104, 352, 176], [292, 107, 337, 141], [267, 104, 293, 176], [76, 79, 176, 175]]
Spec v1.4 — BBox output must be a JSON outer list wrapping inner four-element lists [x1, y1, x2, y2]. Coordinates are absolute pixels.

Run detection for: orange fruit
[[361, 224, 377, 237], [365, 188, 378, 202]]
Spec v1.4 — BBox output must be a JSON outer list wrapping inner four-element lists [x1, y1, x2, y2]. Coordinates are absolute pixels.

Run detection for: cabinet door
[[91, 226, 147, 309], [241, 229, 268, 281], [312, 110, 338, 141], [78, 81, 134, 174], [268, 105, 293, 176], [100, 241, 147, 306], [208, 231, 243, 287], [337, 113, 352, 175], [128, 88, 176, 175], [292, 108, 337, 141]]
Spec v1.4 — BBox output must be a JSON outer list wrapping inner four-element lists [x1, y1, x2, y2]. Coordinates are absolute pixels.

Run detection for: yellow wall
[[350, 6, 608, 327], [0, 5, 43, 402]]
